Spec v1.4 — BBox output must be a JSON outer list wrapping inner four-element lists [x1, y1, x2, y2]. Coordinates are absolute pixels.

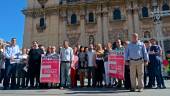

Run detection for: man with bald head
[[125, 33, 149, 92]]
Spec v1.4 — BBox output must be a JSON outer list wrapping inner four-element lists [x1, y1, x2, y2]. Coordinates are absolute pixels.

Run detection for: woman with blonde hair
[[95, 43, 105, 87], [103, 42, 113, 87]]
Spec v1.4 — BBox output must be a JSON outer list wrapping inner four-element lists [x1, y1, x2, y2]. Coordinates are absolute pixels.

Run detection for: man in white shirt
[[60, 40, 73, 89], [3, 38, 20, 89], [87, 44, 96, 87]]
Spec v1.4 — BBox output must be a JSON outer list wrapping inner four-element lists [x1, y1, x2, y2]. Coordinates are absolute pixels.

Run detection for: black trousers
[[87, 67, 96, 86], [28, 63, 40, 87], [144, 66, 148, 86], [95, 60, 104, 86], [0, 69, 5, 83], [124, 65, 131, 89]]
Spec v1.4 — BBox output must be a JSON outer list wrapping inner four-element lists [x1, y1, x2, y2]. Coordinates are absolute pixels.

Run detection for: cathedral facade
[[23, 0, 170, 52]]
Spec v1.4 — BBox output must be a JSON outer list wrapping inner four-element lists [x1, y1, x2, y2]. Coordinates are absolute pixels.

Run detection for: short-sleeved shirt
[[28, 48, 44, 64], [87, 50, 96, 67]]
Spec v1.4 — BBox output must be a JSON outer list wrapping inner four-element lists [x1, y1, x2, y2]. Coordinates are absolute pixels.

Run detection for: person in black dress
[[123, 41, 131, 89], [28, 41, 44, 88]]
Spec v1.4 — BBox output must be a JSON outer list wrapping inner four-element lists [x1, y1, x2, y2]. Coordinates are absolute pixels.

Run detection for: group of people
[[0, 33, 167, 92]]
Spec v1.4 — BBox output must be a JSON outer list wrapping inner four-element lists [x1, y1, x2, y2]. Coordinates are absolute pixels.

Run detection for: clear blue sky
[[0, 0, 26, 47]]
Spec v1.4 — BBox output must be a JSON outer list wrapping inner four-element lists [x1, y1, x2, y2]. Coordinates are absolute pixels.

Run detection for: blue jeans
[[60, 62, 71, 87], [3, 59, 17, 88], [149, 56, 163, 87]]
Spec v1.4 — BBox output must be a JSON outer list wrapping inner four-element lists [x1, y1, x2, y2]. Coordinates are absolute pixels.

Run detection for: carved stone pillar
[[23, 16, 33, 48], [80, 11, 86, 45], [59, 11, 68, 45], [49, 12, 60, 46], [96, 6, 103, 44], [126, 5, 134, 40], [133, 4, 141, 37], [102, 7, 109, 44]]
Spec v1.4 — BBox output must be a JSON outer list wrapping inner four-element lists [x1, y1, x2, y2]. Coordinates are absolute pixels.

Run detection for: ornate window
[[144, 31, 151, 38], [142, 7, 149, 17], [36, 17, 46, 32], [40, 17, 45, 27], [71, 14, 77, 24], [89, 35, 95, 45], [113, 8, 121, 20], [88, 12, 94, 22], [162, 3, 170, 11]]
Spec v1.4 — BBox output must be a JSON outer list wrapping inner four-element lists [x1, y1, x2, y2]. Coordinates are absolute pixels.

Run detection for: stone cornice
[[22, 1, 113, 18]]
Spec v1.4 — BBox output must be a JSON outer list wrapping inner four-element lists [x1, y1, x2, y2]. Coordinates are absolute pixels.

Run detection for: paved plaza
[[0, 80, 170, 96]]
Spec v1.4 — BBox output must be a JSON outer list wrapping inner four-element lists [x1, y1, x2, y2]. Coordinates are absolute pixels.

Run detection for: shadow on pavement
[[65, 87, 130, 95]]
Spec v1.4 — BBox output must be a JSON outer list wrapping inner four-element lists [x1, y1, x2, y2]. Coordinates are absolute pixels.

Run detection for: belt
[[61, 61, 70, 63], [130, 58, 143, 61]]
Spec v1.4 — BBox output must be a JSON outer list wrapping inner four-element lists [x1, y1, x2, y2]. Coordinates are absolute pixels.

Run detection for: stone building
[[23, 0, 170, 52]]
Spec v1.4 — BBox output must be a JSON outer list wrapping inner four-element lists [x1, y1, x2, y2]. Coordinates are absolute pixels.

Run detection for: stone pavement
[[0, 80, 170, 96]]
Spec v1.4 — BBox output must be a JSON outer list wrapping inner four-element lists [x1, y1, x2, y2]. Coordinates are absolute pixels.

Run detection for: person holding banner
[[113, 39, 125, 88], [40, 46, 52, 89], [104, 42, 113, 87], [60, 40, 73, 90], [125, 33, 149, 92]]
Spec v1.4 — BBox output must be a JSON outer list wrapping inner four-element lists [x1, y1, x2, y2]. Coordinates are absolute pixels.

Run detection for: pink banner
[[108, 52, 125, 80], [40, 55, 60, 83]]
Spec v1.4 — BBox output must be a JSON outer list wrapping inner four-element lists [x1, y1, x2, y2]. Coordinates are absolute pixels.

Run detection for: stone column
[[59, 12, 67, 46], [96, 8, 103, 44], [80, 13, 86, 46], [133, 5, 141, 37], [126, 2, 134, 40], [23, 16, 33, 48], [102, 7, 109, 45], [49, 12, 60, 46], [127, 10, 134, 39]]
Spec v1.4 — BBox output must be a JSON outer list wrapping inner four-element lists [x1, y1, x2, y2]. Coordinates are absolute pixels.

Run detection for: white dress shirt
[[60, 47, 73, 62]]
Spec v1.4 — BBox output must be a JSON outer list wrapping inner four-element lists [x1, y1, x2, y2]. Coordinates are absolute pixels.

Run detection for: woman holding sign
[[113, 39, 125, 88], [104, 42, 113, 87]]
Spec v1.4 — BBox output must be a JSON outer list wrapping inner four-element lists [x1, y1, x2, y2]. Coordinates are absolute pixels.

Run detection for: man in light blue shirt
[[60, 40, 73, 89], [125, 41, 149, 62], [125, 33, 149, 92], [3, 38, 20, 89]]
